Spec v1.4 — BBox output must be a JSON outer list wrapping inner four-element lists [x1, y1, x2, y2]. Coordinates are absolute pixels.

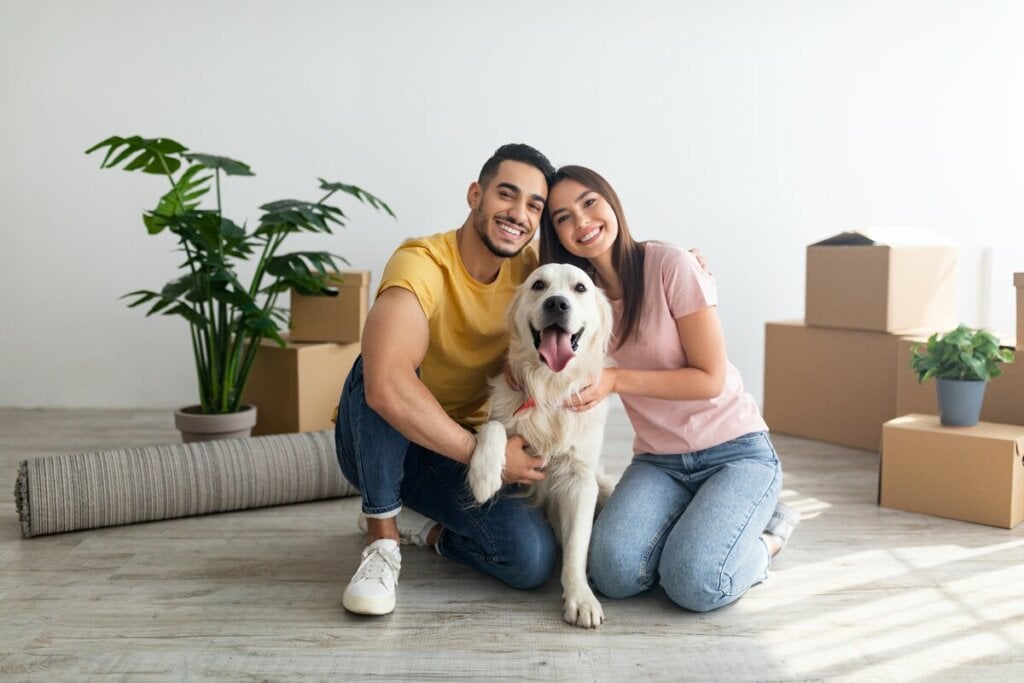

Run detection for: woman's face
[[546, 178, 619, 261]]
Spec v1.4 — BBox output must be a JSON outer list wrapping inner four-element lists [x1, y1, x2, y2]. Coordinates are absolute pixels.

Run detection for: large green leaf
[[184, 153, 254, 176], [256, 200, 346, 236], [318, 179, 396, 217], [86, 135, 186, 175], [910, 323, 1014, 382]]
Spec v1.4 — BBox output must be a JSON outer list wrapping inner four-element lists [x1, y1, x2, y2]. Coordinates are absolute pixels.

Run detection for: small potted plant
[[909, 324, 1015, 426], [87, 136, 394, 441]]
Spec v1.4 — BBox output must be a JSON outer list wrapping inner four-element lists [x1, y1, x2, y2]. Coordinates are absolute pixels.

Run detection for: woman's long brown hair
[[539, 165, 646, 351]]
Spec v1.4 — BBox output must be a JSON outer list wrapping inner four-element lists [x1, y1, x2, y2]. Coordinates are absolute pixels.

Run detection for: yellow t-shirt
[[377, 230, 538, 428]]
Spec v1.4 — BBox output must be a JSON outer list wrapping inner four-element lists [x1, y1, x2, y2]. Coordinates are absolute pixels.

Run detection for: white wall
[[2, 0, 1023, 409]]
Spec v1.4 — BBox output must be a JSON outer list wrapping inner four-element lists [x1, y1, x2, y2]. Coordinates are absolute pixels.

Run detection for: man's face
[[470, 160, 547, 258]]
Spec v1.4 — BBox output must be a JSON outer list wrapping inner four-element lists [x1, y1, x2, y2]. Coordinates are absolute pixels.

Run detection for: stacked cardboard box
[[763, 228, 957, 451], [881, 275, 1022, 526], [242, 271, 370, 435], [289, 271, 370, 344], [880, 414, 1024, 529]]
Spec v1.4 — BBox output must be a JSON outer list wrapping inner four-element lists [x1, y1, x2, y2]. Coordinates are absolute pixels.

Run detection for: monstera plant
[[86, 136, 394, 439]]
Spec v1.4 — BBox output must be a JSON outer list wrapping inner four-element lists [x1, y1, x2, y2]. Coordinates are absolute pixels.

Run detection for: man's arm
[[361, 286, 477, 464], [361, 285, 545, 485]]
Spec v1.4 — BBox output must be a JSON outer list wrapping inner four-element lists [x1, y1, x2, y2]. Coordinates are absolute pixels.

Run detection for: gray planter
[[174, 404, 258, 442], [935, 378, 987, 427]]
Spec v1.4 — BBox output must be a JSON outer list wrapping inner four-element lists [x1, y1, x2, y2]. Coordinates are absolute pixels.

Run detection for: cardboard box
[[289, 271, 371, 343], [242, 337, 360, 435], [806, 227, 957, 333], [880, 414, 1024, 529], [1017, 272, 1024, 351], [763, 320, 909, 451], [896, 337, 1024, 427]]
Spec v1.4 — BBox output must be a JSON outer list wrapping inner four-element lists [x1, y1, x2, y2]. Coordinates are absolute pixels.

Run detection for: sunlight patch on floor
[[851, 632, 1007, 681], [754, 539, 1024, 678]]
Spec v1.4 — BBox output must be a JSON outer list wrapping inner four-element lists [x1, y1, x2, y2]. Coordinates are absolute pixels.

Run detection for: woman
[[540, 165, 799, 612]]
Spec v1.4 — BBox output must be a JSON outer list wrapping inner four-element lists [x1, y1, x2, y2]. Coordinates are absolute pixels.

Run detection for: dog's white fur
[[469, 263, 615, 629]]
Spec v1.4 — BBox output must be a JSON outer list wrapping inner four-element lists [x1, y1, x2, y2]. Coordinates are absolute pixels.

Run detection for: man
[[336, 144, 557, 615]]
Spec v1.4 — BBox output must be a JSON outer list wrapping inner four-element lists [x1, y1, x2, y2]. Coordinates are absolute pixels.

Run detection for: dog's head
[[508, 263, 613, 374]]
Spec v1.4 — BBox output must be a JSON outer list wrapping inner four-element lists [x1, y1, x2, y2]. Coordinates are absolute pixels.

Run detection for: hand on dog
[[503, 435, 546, 485], [565, 368, 618, 412]]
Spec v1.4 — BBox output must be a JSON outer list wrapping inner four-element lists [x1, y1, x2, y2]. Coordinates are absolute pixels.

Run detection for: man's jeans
[[588, 430, 782, 611], [335, 356, 556, 589]]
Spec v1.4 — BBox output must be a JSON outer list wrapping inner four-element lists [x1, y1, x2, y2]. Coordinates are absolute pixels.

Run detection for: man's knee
[[501, 523, 557, 589]]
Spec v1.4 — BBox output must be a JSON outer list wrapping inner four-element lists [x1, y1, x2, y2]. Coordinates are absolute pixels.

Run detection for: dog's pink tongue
[[538, 327, 574, 373]]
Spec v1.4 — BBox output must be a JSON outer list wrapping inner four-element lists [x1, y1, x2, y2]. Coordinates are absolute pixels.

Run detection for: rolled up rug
[[14, 430, 357, 538]]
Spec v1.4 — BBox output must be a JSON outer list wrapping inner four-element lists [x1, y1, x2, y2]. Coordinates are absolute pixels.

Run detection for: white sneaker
[[357, 508, 436, 547], [342, 539, 401, 615], [764, 501, 801, 550]]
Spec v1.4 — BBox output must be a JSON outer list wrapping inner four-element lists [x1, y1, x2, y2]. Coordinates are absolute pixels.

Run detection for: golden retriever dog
[[469, 262, 615, 629]]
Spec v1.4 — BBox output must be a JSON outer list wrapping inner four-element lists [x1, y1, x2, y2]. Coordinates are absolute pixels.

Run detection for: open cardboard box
[[289, 271, 371, 344], [880, 414, 1024, 529], [806, 227, 956, 333]]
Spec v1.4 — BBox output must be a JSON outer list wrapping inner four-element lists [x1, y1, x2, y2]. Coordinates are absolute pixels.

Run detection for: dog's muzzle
[[532, 296, 583, 373]]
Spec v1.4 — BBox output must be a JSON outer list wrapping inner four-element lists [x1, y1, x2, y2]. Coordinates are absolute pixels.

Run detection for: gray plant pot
[[935, 378, 987, 427], [174, 404, 258, 442]]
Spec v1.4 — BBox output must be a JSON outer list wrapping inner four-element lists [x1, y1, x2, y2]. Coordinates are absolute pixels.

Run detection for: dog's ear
[[506, 277, 531, 350]]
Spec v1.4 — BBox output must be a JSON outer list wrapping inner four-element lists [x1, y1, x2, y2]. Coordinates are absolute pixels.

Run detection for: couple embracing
[[333, 143, 799, 623]]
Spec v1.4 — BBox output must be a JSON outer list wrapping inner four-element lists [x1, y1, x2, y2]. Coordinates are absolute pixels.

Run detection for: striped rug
[[15, 430, 358, 538]]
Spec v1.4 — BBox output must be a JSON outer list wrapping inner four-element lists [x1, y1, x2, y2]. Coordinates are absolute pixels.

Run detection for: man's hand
[[502, 435, 546, 485], [690, 248, 712, 276]]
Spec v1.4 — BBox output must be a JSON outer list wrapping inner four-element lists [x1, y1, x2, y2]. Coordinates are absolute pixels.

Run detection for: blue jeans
[[335, 356, 556, 589], [588, 431, 781, 612]]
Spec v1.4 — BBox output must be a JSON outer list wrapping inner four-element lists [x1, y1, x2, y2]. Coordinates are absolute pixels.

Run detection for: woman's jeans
[[335, 356, 556, 590], [588, 431, 782, 612]]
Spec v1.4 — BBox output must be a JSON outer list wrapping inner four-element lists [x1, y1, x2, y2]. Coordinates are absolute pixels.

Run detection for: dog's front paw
[[468, 421, 507, 504], [563, 589, 604, 629]]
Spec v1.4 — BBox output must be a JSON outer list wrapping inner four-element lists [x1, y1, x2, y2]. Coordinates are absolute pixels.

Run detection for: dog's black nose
[[544, 295, 570, 313]]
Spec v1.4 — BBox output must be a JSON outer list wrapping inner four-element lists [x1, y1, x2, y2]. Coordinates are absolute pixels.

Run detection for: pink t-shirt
[[609, 242, 767, 455]]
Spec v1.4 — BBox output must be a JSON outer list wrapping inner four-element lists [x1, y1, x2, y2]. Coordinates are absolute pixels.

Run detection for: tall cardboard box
[[242, 338, 361, 435], [290, 271, 371, 344], [764, 321, 908, 451], [880, 414, 1024, 529], [1016, 272, 1024, 351], [896, 337, 1024, 427], [806, 227, 956, 333]]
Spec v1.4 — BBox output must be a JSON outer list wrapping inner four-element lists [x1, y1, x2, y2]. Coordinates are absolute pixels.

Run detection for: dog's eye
[[531, 280, 546, 291], [574, 282, 587, 293]]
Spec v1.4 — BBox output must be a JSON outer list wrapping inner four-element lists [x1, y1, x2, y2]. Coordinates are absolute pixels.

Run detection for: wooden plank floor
[[1, 406, 1022, 681]]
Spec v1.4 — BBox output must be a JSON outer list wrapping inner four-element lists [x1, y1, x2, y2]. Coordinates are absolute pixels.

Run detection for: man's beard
[[472, 210, 528, 258]]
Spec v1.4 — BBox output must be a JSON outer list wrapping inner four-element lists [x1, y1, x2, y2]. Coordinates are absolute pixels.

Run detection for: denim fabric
[[335, 356, 556, 589], [588, 431, 781, 612]]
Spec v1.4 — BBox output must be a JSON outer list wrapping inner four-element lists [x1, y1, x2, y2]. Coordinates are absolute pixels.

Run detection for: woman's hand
[[565, 368, 618, 411]]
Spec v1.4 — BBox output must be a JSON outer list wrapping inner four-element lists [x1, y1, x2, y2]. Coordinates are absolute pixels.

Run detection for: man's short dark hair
[[478, 143, 555, 189]]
